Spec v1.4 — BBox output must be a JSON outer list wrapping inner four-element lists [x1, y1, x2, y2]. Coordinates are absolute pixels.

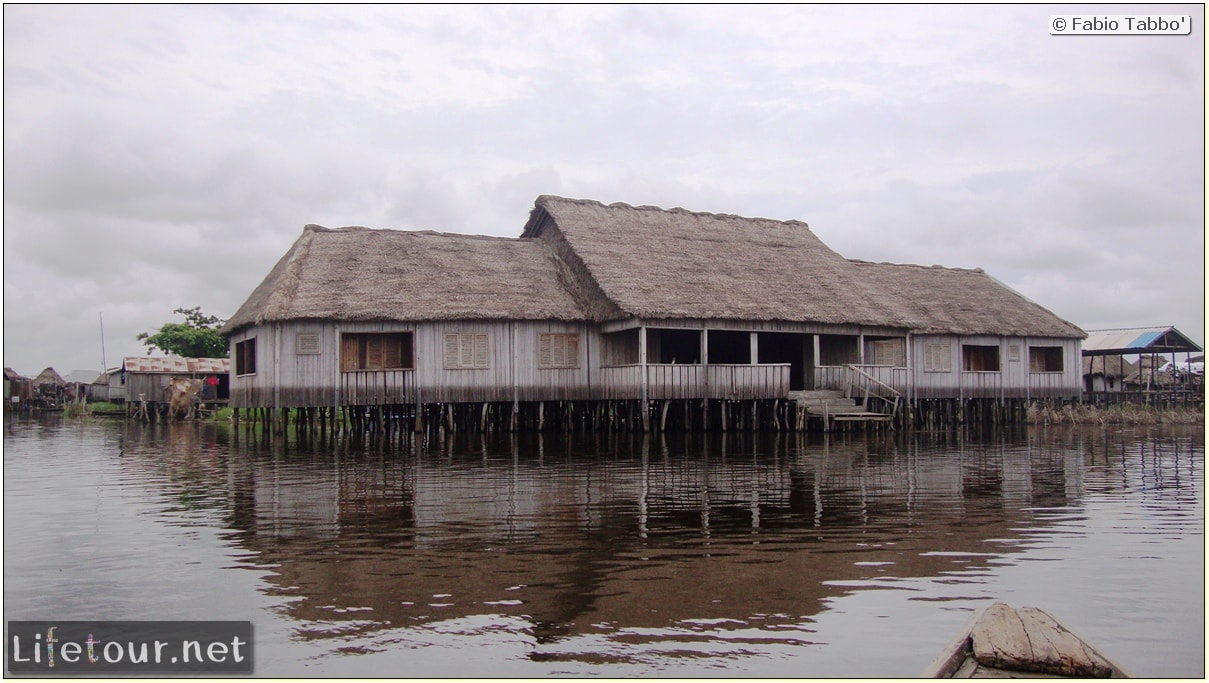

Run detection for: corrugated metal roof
[[122, 357, 230, 374], [1082, 327, 1203, 355]]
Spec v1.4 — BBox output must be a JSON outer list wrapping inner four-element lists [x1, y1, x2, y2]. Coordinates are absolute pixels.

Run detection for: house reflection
[[166, 428, 1097, 647], [112, 421, 1195, 653]]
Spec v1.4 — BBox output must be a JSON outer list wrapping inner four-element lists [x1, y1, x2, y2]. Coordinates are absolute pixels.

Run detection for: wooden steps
[[789, 390, 894, 431]]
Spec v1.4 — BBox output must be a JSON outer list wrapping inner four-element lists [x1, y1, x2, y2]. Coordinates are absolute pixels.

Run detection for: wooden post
[[639, 326, 650, 432]]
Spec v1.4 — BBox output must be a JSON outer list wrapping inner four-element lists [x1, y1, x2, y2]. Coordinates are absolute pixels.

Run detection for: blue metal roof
[[1082, 326, 1203, 355]]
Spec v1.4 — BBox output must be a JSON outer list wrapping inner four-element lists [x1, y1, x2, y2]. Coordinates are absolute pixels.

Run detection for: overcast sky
[[3, 4, 1204, 377]]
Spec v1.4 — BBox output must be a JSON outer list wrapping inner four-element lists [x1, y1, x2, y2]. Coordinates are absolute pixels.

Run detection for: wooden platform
[[791, 390, 894, 430], [923, 602, 1129, 678]]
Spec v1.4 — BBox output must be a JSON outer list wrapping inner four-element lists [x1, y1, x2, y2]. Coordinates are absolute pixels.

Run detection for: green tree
[[137, 307, 229, 358]]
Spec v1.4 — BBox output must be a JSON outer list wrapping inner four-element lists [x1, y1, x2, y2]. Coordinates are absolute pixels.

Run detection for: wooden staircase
[[790, 389, 895, 431]]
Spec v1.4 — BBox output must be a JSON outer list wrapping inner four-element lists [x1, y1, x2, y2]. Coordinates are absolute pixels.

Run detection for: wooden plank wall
[[229, 320, 599, 408], [228, 323, 1081, 409]]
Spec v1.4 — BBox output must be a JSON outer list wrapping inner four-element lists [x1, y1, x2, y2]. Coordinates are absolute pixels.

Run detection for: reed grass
[[1027, 402, 1204, 426]]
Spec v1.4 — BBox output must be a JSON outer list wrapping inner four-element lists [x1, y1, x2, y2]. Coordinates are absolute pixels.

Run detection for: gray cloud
[[3, 4, 1203, 376]]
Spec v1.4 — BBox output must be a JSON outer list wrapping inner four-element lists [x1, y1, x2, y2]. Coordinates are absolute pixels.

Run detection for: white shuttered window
[[444, 333, 489, 369], [924, 343, 952, 372], [539, 333, 580, 368]]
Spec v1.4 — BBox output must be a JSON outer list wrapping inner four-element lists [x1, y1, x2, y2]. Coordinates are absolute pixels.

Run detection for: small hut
[[122, 357, 231, 406], [4, 368, 34, 409], [32, 367, 68, 408], [1081, 355, 1134, 392]]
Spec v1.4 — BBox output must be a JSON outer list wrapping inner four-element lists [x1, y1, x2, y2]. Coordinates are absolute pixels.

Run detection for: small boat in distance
[[922, 602, 1130, 678]]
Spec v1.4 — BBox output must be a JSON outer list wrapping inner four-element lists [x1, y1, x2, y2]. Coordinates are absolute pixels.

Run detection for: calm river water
[[3, 416, 1203, 677]]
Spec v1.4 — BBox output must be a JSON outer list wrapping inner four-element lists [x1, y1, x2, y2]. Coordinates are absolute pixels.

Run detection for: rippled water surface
[[4, 417, 1203, 677]]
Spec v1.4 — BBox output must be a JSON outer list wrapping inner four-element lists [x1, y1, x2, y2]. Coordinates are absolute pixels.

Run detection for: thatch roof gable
[[526, 196, 1083, 338], [849, 261, 1087, 338], [223, 225, 589, 335], [33, 367, 66, 386], [1081, 355, 1134, 378], [5, 367, 31, 382], [524, 196, 894, 325]]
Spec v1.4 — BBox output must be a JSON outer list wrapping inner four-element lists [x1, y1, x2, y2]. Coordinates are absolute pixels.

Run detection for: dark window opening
[[341, 332, 414, 372], [962, 344, 1001, 372], [602, 329, 639, 366], [707, 330, 750, 364], [1029, 346, 1064, 372], [235, 338, 257, 376], [757, 332, 807, 391], [649, 328, 702, 364]]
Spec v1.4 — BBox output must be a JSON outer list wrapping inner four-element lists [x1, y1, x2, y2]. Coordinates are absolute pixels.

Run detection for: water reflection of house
[[222, 196, 1085, 430], [221, 432, 1088, 647]]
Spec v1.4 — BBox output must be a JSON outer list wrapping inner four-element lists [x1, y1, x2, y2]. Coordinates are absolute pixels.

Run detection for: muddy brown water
[[3, 417, 1203, 677]]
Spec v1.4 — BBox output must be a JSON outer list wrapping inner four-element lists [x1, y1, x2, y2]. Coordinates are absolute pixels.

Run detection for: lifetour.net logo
[[6, 621, 252, 675]]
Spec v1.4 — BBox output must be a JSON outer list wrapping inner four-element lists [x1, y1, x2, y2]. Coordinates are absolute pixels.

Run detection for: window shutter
[[872, 339, 904, 367], [341, 335, 360, 371], [383, 334, 402, 369], [444, 334, 460, 369], [367, 335, 384, 369], [539, 334, 552, 367], [474, 334, 488, 368], [566, 335, 579, 367], [926, 343, 951, 372], [458, 335, 473, 367]]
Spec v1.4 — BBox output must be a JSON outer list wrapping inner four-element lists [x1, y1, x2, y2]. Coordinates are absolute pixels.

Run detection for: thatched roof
[[4, 367, 31, 382], [847, 260, 1086, 338], [525, 196, 1084, 338], [1081, 355, 1134, 378], [226, 197, 1084, 339], [223, 225, 589, 335], [523, 196, 891, 325], [33, 367, 66, 386]]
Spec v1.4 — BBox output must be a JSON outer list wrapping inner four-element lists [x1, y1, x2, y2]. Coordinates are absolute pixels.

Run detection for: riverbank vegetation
[[1027, 402, 1204, 426]]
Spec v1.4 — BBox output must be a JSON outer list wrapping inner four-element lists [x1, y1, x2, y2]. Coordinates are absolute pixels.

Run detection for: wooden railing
[[600, 363, 791, 400], [844, 364, 903, 419]]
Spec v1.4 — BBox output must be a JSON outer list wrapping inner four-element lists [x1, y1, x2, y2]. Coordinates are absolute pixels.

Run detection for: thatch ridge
[[848, 260, 1086, 338], [529, 195, 1082, 337], [222, 224, 589, 335], [530, 195, 891, 325], [226, 197, 1085, 341], [533, 195, 816, 230]]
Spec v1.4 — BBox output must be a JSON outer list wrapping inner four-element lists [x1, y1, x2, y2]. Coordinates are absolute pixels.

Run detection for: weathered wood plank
[[970, 602, 1116, 677]]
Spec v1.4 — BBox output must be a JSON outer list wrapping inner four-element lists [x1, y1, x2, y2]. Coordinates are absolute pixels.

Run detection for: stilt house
[[222, 196, 1085, 427], [121, 356, 231, 404]]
